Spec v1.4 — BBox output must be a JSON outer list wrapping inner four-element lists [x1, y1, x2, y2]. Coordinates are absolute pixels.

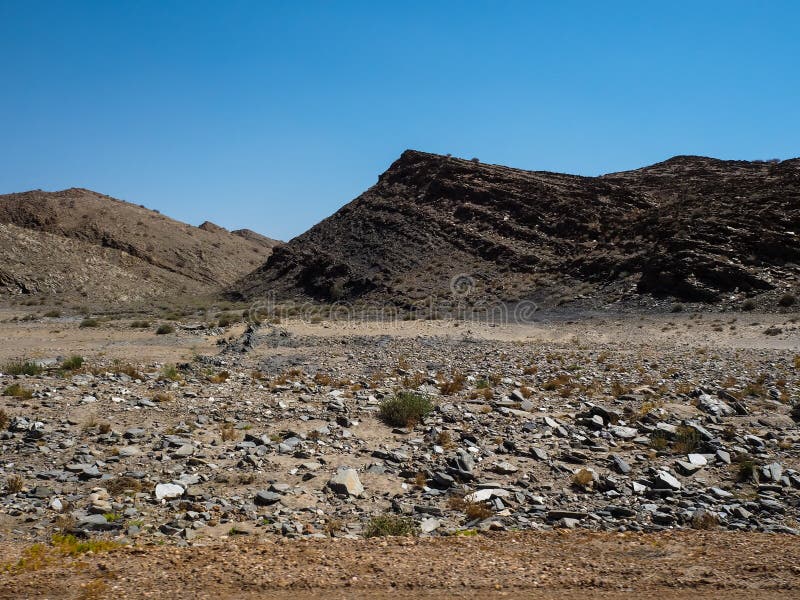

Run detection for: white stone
[[155, 483, 184, 501]]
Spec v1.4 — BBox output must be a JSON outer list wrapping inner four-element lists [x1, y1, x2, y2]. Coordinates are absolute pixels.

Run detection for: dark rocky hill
[[232, 150, 800, 313]]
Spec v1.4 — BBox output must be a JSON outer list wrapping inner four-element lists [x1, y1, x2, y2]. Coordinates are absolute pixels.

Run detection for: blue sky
[[1, 1, 798, 240]]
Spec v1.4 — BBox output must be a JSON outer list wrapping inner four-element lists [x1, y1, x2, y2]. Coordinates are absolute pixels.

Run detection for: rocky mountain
[[232, 150, 800, 312], [0, 188, 279, 303]]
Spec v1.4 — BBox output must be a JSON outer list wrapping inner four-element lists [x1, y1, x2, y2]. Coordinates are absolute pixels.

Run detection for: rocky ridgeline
[[1, 327, 799, 544]]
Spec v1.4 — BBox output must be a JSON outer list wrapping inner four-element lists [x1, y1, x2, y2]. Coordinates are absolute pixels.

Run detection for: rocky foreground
[[0, 311, 799, 549]]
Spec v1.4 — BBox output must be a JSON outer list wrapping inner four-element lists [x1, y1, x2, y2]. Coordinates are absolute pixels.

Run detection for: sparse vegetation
[[778, 293, 796, 307], [364, 514, 418, 538], [156, 323, 175, 335], [5, 475, 24, 494], [160, 364, 181, 381], [60, 355, 84, 371], [3, 359, 42, 376], [3, 383, 33, 399], [379, 391, 433, 427], [79, 317, 100, 328]]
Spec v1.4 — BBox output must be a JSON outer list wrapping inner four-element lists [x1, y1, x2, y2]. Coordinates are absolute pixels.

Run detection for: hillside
[[232, 151, 800, 312], [0, 188, 279, 303]]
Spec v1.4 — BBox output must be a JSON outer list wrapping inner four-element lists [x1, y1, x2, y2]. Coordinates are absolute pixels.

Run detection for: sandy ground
[[1, 310, 797, 366], [0, 531, 798, 599]]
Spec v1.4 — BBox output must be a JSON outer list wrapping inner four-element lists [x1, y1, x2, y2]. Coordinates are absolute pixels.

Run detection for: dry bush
[[438, 371, 466, 395], [152, 392, 173, 403], [364, 514, 417, 538], [104, 476, 142, 496], [690, 510, 719, 530], [208, 370, 230, 384], [572, 468, 594, 489], [523, 365, 538, 375], [5, 474, 24, 494], [220, 423, 238, 442], [313, 372, 332, 386], [673, 426, 700, 454], [0, 408, 8, 430], [436, 430, 456, 449], [3, 383, 33, 399]]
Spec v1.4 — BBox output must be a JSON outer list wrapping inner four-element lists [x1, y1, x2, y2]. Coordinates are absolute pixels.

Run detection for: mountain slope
[[232, 150, 800, 311], [0, 188, 279, 302]]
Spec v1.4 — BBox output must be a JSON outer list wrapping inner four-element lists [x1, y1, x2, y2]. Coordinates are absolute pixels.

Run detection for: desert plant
[[160, 364, 181, 381], [364, 514, 418, 538], [130, 320, 150, 328], [649, 431, 668, 451], [690, 510, 719, 530], [5, 474, 24, 494], [778, 293, 797, 307], [209, 370, 230, 384], [438, 371, 466, 395], [742, 299, 756, 311], [43, 310, 61, 318], [3, 360, 42, 376], [379, 392, 433, 427], [3, 383, 33, 399], [156, 324, 175, 335], [152, 392, 173, 403], [737, 459, 757, 482], [674, 426, 700, 454], [572, 468, 594, 489], [0, 408, 8, 430], [61, 355, 84, 371], [79, 318, 100, 328], [220, 423, 238, 441]]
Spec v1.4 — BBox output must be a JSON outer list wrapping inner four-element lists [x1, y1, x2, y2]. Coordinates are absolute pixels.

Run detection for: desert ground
[[0, 306, 799, 598]]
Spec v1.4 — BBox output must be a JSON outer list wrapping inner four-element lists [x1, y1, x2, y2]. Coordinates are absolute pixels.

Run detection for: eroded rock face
[[232, 151, 800, 310]]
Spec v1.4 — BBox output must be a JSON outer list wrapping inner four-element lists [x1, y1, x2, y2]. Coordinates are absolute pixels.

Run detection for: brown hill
[[231, 150, 800, 312], [0, 188, 279, 303]]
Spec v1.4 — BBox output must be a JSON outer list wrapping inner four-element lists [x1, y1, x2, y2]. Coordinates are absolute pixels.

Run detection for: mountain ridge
[[231, 150, 800, 312]]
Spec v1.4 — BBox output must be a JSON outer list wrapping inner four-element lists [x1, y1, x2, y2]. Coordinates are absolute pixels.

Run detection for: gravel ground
[[1, 531, 798, 599]]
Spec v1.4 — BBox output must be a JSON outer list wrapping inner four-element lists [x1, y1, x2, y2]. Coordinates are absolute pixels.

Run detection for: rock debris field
[[0, 310, 799, 597]]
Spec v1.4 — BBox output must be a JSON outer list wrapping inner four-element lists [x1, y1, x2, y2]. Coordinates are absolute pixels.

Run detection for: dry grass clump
[[447, 495, 493, 521], [438, 371, 466, 395], [572, 468, 594, 489], [364, 514, 418, 538], [155, 324, 175, 335], [208, 370, 230, 384], [152, 392, 173, 403], [3, 359, 42, 376], [5, 474, 25, 494], [220, 423, 238, 442], [3, 383, 33, 399], [0, 408, 8, 430], [690, 510, 719, 530], [104, 476, 143, 496]]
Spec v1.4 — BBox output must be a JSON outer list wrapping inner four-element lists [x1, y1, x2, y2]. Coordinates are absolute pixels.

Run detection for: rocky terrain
[[0, 306, 797, 596], [0, 188, 279, 303], [0, 310, 798, 543], [232, 151, 800, 313]]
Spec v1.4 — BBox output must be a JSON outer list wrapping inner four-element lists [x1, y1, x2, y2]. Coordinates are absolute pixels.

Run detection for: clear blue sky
[[1, 1, 798, 240]]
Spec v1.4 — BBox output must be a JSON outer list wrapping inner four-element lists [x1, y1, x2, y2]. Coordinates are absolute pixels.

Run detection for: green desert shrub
[[379, 392, 434, 427], [3, 360, 42, 376], [61, 355, 84, 371]]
